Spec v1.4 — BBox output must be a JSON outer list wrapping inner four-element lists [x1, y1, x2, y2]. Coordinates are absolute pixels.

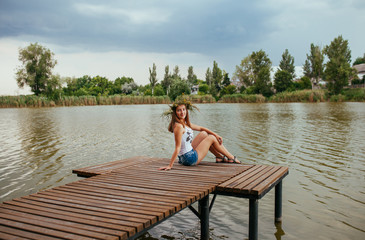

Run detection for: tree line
[[15, 35, 364, 101]]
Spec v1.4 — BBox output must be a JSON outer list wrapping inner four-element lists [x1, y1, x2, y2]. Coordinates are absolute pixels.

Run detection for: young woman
[[159, 100, 240, 171]]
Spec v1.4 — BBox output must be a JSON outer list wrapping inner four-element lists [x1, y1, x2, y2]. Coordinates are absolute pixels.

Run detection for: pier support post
[[199, 195, 209, 240], [275, 181, 282, 222], [249, 198, 258, 240]]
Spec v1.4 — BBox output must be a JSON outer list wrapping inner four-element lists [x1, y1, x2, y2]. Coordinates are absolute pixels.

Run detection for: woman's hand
[[216, 135, 223, 145], [159, 165, 172, 171]]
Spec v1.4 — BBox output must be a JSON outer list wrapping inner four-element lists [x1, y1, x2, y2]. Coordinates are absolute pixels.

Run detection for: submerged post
[[199, 195, 210, 240], [249, 198, 258, 240], [275, 181, 283, 222]]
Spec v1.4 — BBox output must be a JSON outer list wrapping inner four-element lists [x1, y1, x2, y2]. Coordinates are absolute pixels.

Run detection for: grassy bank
[[1, 89, 364, 108], [0, 95, 171, 108], [220, 89, 365, 103], [269, 89, 327, 103], [176, 94, 216, 103], [220, 94, 266, 103]]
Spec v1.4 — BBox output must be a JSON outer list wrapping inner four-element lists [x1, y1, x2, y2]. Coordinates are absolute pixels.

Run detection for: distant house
[[191, 85, 199, 95], [353, 63, 365, 80]]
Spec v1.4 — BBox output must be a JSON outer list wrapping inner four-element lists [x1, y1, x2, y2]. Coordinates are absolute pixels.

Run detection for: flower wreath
[[162, 98, 199, 118]]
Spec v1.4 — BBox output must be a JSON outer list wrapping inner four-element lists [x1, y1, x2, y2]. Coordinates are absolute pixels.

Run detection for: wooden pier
[[0, 156, 288, 240]]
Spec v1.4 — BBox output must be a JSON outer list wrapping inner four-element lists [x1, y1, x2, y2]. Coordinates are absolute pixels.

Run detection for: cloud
[[0, 0, 273, 54]]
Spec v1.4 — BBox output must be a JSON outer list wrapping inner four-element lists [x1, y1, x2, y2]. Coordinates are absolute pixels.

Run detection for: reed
[[220, 94, 266, 103], [175, 94, 216, 103], [269, 89, 327, 103], [341, 88, 365, 102], [0, 95, 172, 108]]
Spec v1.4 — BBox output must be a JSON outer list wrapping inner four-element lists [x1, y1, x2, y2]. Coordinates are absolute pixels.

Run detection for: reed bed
[[269, 90, 327, 103], [175, 94, 216, 104], [341, 88, 365, 102], [0, 95, 171, 108], [2, 89, 364, 108], [220, 94, 266, 103]]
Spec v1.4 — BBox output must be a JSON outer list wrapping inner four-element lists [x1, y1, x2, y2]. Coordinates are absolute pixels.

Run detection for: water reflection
[[17, 109, 64, 175]]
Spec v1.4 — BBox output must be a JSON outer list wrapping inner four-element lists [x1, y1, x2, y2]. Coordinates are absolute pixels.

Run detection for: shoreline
[[1, 89, 364, 108]]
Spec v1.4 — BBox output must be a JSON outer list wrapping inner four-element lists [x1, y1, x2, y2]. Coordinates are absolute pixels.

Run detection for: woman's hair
[[168, 104, 192, 133]]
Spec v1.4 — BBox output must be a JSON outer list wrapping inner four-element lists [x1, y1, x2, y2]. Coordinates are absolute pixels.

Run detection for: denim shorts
[[178, 149, 198, 166]]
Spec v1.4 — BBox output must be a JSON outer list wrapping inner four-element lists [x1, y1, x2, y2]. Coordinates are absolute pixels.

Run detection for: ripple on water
[[0, 104, 365, 239]]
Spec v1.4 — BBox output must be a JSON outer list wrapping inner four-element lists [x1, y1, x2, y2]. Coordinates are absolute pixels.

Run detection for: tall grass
[[220, 94, 266, 103], [175, 94, 216, 104], [269, 90, 327, 103], [0, 95, 171, 108], [2, 89, 364, 108], [341, 88, 365, 102]]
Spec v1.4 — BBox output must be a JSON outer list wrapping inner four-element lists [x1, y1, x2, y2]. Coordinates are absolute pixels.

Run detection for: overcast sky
[[0, 0, 364, 95]]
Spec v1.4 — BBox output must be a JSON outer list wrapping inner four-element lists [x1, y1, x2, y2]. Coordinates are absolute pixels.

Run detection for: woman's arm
[[190, 123, 223, 144], [159, 123, 183, 170]]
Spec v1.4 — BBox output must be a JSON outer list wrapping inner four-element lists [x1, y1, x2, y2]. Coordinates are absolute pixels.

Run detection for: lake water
[[0, 103, 364, 239]]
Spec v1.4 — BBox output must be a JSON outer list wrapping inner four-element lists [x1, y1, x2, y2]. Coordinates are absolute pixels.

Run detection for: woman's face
[[175, 104, 187, 120]]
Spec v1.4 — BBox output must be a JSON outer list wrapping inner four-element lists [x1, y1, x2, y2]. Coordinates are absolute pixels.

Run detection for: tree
[[205, 68, 213, 88], [233, 55, 254, 88], [222, 71, 231, 87], [212, 61, 223, 89], [153, 84, 165, 96], [187, 66, 197, 86], [149, 63, 158, 95], [16, 42, 57, 95], [161, 65, 172, 94], [198, 84, 209, 94], [168, 78, 190, 100], [303, 44, 324, 88], [274, 49, 296, 93], [353, 53, 365, 65], [274, 70, 293, 93], [293, 76, 312, 90], [172, 65, 181, 80], [234, 50, 273, 97], [221, 85, 237, 96], [279, 49, 296, 79], [45, 74, 63, 100], [324, 35, 356, 95]]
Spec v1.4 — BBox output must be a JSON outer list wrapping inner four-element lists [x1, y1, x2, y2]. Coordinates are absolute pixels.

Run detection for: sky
[[0, 0, 364, 95]]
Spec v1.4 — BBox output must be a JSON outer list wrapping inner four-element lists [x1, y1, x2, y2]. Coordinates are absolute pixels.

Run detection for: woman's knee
[[208, 135, 218, 143], [200, 131, 209, 138]]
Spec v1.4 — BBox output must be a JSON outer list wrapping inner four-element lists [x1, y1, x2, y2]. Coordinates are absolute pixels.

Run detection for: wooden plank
[[50, 187, 180, 210], [0, 211, 118, 240], [217, 165, 266, 189], [88, 175, 215, 197], [73, 156, 159, 176], [9, 198, 138, 236], [0, 225, 58, 240], [0, 230, 29, 240], [22, 195, 156, 229], [230, 166, 275, 194], [74, 180, 199, 204], [0, 218, 94, 240], [56, 184, 187, 210], [4, 200, 134, 235], [0, 204, 128, 239], [251, 167, 289, 195], [241, 166, 281, 194], [36, 190, 174, 217]]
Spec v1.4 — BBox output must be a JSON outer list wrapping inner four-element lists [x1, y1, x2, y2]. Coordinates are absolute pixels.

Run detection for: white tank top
[[179, 126, 193, 156]]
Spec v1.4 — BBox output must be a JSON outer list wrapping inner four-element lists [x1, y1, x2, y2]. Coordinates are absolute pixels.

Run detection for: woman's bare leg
[[195, 135, 235, 164], [192, 132, 223, 159]]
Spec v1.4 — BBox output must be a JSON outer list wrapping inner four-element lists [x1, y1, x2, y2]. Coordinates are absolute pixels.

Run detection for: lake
[[0, 103, 364, 239]]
